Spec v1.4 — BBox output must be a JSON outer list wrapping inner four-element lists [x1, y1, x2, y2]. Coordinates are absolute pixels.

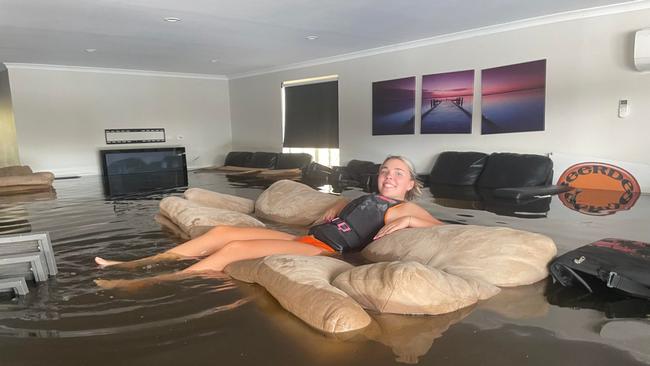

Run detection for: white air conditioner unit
[[634, 29, 650, 71]]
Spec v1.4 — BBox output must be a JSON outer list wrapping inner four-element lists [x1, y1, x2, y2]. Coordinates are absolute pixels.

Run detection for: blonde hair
[[379, 155, 423, 201]]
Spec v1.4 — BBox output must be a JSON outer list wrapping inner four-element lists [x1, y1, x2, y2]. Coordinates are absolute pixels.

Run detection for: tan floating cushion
[[154, 213, 190, 241], [333, 261, 499, 315], [254, 179, 341, 226], [0, 165, 33, 177], [362, 225, 557, 287], [256, 168, 302, 178], [225, 255, 372, 333], [0, 172, 54, 187], [0, 184, 54, 196], [213, 166, 269, 173], [159, 196, 265, 238], [184, 187, 254, 214]]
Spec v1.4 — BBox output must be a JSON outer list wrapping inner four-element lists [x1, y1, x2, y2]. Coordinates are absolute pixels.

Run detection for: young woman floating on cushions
[[95, 156, 443, 286]]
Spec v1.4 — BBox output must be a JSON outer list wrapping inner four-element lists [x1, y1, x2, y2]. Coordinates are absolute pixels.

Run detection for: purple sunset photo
[[372, 77, 415, 135], [421, 70, 474, 134], [481, 59, 546, 135]]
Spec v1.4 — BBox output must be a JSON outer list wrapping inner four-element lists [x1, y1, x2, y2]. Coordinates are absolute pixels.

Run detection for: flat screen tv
[[99, 147, 188, 196]]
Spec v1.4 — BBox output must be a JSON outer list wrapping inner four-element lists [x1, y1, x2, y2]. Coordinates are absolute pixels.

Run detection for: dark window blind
[[283, 80, 339, 148]]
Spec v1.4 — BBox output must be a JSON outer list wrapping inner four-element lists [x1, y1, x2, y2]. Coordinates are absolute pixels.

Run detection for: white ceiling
[[0, 0, 646, 78]]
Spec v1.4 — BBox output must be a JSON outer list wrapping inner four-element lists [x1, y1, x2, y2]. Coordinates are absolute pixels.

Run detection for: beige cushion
[[362, 225, 557, 287], [154, 213, 190, 240], [254, 179, 341, 226], [184, 187, 254, 214], [333, 261, 499, 315], [0, 172, 54, 187], [0, 184, 53, 195], [225, 255, 372, 333], [159, 196, 265, 238], [256, 168, 302, 179], [0, 165, 33, 177], [212, 166, 268, 173]]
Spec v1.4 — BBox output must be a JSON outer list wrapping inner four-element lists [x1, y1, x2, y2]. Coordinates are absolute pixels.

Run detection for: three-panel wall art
[[371, 59, 546, 136]]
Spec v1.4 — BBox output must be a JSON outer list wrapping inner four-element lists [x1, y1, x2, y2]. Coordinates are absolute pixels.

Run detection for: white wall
[[7, 67, 231, 176], [229, 9, 650, 173], [0, 66, 20, 167]]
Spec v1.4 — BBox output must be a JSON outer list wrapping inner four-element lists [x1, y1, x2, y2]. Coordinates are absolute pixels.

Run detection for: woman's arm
[[313, 197, 350, 225], [373, 202, 443, 239]]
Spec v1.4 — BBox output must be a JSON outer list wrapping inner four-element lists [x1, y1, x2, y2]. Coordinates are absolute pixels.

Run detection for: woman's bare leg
[[95, 238, 325, 289], [95, 226, 296, 269], [184, 238, 325, 272]]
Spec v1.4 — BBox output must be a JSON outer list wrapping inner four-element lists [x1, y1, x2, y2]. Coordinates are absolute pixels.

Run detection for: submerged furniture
[[0, 232, 57, 297], [99, 147, 188, 196], [210, 151, 313, 182], [428, 151, 571, 217], [222, 151, 313, 170], [0, 166, 55, 196]]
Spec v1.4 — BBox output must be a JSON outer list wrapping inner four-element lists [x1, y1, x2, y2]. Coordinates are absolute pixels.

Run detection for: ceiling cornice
[[3, 63, 228, 81], [229, 0, 650, 80]]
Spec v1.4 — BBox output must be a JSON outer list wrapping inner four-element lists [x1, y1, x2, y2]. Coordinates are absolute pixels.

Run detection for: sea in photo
[[481, 59, 546, 135], [372, 77, 415, 135]]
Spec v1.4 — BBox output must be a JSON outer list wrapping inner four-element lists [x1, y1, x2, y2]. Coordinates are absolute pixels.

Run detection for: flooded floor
[[1, 172, 649, 366]]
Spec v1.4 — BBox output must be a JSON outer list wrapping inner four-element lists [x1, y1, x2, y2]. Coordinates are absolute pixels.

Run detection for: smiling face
[[377, 158, 415, 201]]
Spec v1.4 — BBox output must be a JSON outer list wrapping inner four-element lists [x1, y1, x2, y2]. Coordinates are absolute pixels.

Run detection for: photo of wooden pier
[[421, 70, 474, 134]]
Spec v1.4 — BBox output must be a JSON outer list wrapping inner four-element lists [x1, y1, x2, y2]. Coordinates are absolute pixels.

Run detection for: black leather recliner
[[276, 153, 313, 170], [244, 152, 279, 169], [224, 151, 253, 167]]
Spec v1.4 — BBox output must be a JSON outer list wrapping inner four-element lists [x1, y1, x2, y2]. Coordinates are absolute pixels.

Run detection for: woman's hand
[[313, 198, 349, 225], [315, 206, 338, 225], [373, 216, 411, 240]]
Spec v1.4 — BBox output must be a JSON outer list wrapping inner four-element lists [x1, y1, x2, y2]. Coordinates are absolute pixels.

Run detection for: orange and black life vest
[[309, 194, 401, 253]]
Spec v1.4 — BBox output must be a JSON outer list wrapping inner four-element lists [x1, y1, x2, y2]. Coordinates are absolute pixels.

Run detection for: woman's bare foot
[[95, 257, 123, 267]]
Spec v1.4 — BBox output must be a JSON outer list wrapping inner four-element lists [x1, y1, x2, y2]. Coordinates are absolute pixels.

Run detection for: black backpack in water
[[549, 238, 650, 299]]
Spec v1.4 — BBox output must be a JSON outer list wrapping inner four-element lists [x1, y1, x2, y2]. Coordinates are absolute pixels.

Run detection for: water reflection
[[429, 184, 551, 218], [559, 188, 641, 216], [1, 173, 649, 366]]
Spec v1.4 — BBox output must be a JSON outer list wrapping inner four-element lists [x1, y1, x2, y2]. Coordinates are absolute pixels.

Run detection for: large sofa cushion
[[429, 151, 488, 186], [362, 225, 557, 287], [225, 255, 372, 333], [184, 187, 254, 214], [0, 172, 54, 187], [275, 153, 312, 170], [332, 261, 499, 315], [476, 153, 553, 188], [154, 213, 190, 240], [244, 152, 279, 169], [0, 165, 33, 177], [254, 180, 341, 225], [0, 171, 55, 195], [160, 196, 264, 238], [224, 151, 253, 167]]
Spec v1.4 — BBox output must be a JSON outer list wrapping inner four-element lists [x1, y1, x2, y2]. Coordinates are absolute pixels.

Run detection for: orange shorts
[[295, 235, 335, 253]]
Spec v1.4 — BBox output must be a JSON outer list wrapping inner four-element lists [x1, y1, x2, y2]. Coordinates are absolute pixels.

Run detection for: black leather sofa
[[224, 151, 313, 170], [428, 151, 571, 218]]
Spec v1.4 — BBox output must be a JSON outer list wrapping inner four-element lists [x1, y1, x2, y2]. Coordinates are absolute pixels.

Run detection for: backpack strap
[[606, 272, 650, 299]]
